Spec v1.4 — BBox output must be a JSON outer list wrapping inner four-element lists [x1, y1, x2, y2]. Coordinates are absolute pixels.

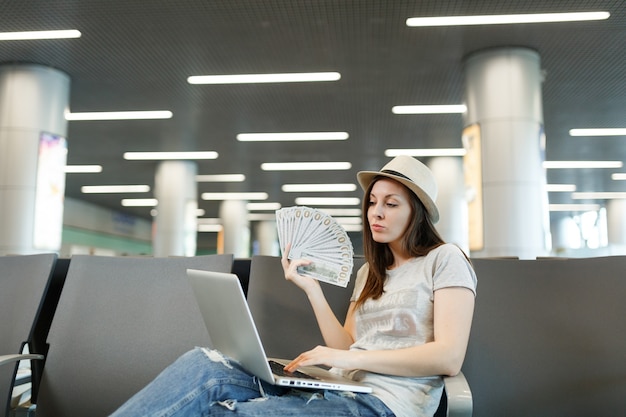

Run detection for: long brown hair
[[355, 176, 445, 309]]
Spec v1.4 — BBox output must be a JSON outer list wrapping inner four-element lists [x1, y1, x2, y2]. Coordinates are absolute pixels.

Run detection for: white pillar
[[254, 220, 279, 256], [463, 47, 550, 259], [0, 64, 70, 254], [219, 200, 250, 257], [607, 199, 626, 255], [428, 157, 469, 254], [153, 161, 198, 257]]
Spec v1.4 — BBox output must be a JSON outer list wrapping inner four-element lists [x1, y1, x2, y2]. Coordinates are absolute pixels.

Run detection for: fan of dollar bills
[[276, 206, 353, 287]]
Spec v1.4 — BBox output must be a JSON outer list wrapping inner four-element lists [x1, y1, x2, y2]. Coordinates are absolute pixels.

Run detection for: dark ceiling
[[1, 1, 625, 241]]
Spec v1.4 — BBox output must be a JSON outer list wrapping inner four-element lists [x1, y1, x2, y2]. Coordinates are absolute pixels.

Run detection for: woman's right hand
[[281, 243, 322, 295]]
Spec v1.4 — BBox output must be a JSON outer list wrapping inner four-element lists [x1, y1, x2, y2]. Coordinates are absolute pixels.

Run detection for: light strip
[[612, 173, 626, 180], [543, 161, 623, 169], [282, 183, 357, 192], [549, 204, 601, 212], [334, 217, 362, 225], [246, 202, 282, 211], [188, 72, 341, 84], [197, 218, 221, 225], [318, 208, 362, 216], [196, 174, 245, 182], [237, 132, 349, 142], [64, 165, 102, 173], [392, 105, 466, 114], [201, 192, 268, 201], [198, 224, 223, 233], [121, 198, 158, 207], [569, 128, 626, 136], [124, 151, 218, 160], [82, 185, 150, 193], [261, 162, 351, 171], [385, 148, 466, 157], [66, 110, 172, 121], [247, 213, 278, 221], [406, 11, 610, 27], [572, 192, 626, 200], [0, 29, 81, 41], [294, 197, 361, 206], [342, 224, 363, 232], [545, 184, 577, 192]]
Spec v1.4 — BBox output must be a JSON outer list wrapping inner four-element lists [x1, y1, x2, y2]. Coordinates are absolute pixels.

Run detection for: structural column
[[0, 64, 70, 255], [153, 160, 198, 257], [428, 157, 469, 254], [607, 199, 626, 255], [463, 47, 550, 259], [254, 220, 279, 256], [219, 200, 250, 257]]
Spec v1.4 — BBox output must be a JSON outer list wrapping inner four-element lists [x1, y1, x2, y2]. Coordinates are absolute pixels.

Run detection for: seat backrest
[[246, 255, 365, 359], [464, 256, 626, 416], [34, 254, 233, 417], [0, 253, 57, 417]]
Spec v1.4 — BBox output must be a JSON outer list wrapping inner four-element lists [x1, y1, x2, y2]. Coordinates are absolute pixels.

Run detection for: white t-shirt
[[337, 243, 477, 417]]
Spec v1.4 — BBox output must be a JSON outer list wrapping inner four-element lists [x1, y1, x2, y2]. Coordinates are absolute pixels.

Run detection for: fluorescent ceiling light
[[81, 185, 150, 193], [392, 105, 466, 114], [543, 161, 623, 169], [261, 162, 352, 171], [66, 110, 172, 121], [549, 204, 601, 212], [294, 197, 361, 206], [572, 192, 626, 200], [334, 217, 362, 225], [196, 174, 245, 182], [385, 148, 466, 157], [201, 192, 268, 200], [247, 213, 279, 221], [188, 72, 341, 84], [569, 128, 626, 136], [282, 183, 357, 192], [342, 224, 363, 232], [64, 165, 102, 173], [247, 202, 282, 211], [196, 209, 205, 217], [406, 11, 610, 27], [124, 151, 218, 160], [612, 173, 626, 180], [318, 208, 362, 216], [198, 224, 223, 233], [197, 218, 221, 225], [545, 184, 577, 192], [237, 132, 349, 142], [121, 198, 158, 207], [0, 29, 81, 41]]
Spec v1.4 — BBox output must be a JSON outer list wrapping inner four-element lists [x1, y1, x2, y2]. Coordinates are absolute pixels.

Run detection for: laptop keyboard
[[268, 360, 319, 380]]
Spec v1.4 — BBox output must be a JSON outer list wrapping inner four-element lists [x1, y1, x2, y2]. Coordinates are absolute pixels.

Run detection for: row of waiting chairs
[[1, 253, 470, 417]]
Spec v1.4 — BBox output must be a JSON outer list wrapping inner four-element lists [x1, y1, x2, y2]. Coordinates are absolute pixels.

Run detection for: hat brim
[[357, 170, 440, 223]]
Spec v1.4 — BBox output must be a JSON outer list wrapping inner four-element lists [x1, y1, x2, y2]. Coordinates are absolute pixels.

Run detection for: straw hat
[[357, 155, 439, 223]]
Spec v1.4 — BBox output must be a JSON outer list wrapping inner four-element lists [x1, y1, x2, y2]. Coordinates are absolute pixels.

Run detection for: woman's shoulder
[[428, 243, 468, 259]]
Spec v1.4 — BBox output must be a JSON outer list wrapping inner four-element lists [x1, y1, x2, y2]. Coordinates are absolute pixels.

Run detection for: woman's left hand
[[283, 345, 354, 373]]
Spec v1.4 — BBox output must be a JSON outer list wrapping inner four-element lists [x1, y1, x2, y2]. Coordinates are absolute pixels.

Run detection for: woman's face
[[367, 178, 413, 246]]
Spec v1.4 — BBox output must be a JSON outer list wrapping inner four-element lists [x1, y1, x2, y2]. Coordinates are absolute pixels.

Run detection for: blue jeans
[[110, 347, 395, 417]]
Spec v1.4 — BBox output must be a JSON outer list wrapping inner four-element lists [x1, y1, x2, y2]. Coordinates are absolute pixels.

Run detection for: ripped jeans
[[109, 347, 395, 417]]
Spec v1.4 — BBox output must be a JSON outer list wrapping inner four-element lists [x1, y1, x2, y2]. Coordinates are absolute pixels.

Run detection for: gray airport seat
[[30, 254, 233, 417], [246, 255, 472, 417], [464, 256, 626, 416], [0, 253, 58, 417]]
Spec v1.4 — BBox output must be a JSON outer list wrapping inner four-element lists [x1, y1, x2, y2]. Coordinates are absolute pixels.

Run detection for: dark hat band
[[381, 169, 414, 184]]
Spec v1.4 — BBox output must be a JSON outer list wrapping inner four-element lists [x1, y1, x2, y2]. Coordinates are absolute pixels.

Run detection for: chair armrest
[[0, 354, 44, 367], [443, 371, 473, 417]]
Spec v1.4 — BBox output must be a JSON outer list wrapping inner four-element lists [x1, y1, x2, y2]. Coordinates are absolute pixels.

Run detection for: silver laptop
[[186, 268, 372, 393]]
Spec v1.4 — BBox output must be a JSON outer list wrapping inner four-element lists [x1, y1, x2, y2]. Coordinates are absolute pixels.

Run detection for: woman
[[110, 155, 477, 417]]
